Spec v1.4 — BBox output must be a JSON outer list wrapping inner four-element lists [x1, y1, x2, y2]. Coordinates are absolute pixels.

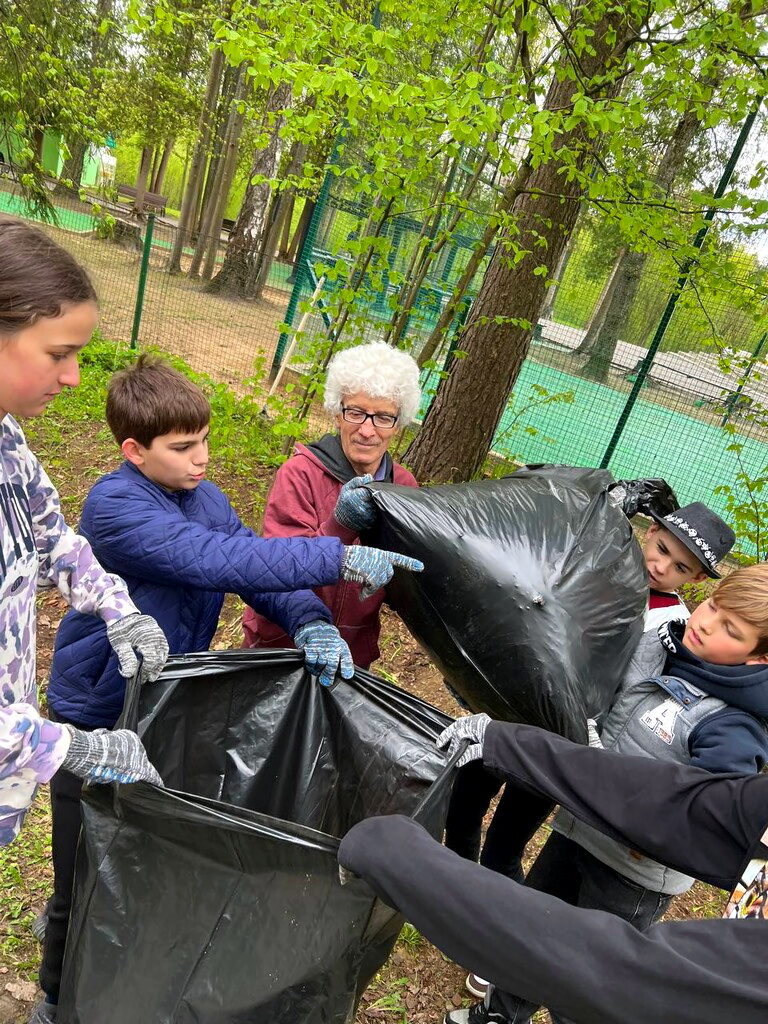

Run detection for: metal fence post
[[130, 213, 156, 350], [599, 104, 761, 470]]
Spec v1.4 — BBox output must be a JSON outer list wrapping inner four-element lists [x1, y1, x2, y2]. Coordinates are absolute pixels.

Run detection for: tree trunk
[[574, 251, 625, 355], [191, 67, 248, 281], [540, 236, 576, 320], [151, 138, 174, 195], [54, 140, 88, 194], [208, 81, 292, 296], [132, 145, 153, 218], [582, 248, 644, 381], [287, 198, 315, 271], [33, 128, 45, 163], [278, 193, 295, 258], [253, 139, 307, 298], [580, 101, 706, 382], [167, 47, 225, 274], [252, 192, 291, 297], [405, 14, 634, 482], [194, 63, 238, 237]]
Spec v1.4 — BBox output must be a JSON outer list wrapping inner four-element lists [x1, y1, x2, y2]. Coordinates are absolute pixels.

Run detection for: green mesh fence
[[273, 150, 768, 554], [0, 180, 292, 384], [4, 169, 768, 557]]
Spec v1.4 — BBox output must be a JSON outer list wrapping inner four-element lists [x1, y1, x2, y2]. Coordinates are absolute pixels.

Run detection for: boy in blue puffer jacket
[[34, 356, 422, 1024]]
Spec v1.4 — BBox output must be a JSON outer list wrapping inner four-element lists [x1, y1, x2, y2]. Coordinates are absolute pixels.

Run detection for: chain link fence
[[4, 172, 768, 553]]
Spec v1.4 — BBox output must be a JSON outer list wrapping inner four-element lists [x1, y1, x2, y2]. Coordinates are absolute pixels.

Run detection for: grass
[[0, 801, 53, 977]]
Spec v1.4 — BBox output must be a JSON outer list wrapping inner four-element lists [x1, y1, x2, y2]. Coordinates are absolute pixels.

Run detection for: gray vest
[[554, 630, 727, 895]]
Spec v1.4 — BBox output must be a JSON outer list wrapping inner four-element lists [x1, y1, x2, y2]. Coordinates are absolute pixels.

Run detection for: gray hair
[[323, 342, 422, 425]]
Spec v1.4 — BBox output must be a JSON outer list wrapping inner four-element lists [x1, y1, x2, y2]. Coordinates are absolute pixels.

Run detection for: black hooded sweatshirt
[[339, 722, 768, 1024]]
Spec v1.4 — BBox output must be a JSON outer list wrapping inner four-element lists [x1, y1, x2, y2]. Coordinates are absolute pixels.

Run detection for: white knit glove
[[436, 713, 491, 766], [587, 718, 604, 749], [62, 727, 163, 786], [107, 613, 169, 683]]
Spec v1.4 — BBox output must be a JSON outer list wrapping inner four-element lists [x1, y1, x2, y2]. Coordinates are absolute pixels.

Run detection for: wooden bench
[[117, 183, 168, 216]]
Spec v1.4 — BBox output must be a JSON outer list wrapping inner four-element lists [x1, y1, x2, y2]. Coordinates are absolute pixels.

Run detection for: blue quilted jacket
[[48, 461, 344, 727]]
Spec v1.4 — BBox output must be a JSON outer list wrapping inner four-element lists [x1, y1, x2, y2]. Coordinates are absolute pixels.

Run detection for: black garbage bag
[[611, 477, 680, 519], [522, 464, 679, 519], [369, 466, 648, 741], [58, 651, 456, 1024]]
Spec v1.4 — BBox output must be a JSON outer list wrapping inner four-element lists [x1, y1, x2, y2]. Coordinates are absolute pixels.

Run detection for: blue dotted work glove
[[294, 619, 354, 687], [333, 475, 376, 532], [106, 613, 169, 684], [62, 726, 164, 786], [436, 713, 491, 767], [341, 545, 424, 599]]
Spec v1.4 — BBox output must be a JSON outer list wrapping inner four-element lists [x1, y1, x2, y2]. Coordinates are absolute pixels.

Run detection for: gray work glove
[[587, 718, 604, 749], [341, 545, 423, 599], [436, 713, 491, 767], [62, 726, 163, 786], [294, 619, 354, 687], [106, 612, 169, 684], [333, 474, 376, 532]]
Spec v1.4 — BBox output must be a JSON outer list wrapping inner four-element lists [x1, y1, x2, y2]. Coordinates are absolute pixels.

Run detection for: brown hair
[[0, 215, 97, 336], [106, 354, 210, 446], [713, 562, 768, 656]]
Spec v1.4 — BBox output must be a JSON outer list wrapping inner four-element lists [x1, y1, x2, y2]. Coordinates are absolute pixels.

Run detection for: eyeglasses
[[341, 406, 399, 429]]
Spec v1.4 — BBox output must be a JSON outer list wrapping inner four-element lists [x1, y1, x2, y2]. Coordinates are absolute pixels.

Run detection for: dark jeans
[[39, 713, 93, 1004], [492, 832, 673, 1024], [444, 761, 553, 883]]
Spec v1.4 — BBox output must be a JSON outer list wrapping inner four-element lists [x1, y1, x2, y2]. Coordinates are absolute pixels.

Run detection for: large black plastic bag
[[369, 465, 648, 741], [58, 650, 456, 1024]]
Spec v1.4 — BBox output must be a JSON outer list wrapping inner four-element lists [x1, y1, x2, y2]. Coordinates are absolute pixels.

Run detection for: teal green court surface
[[422, 359, 768, 535], [0, 190, 97, 232]]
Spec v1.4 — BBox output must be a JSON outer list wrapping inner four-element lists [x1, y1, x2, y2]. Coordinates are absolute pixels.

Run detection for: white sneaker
[[466, 974, 489, 999], [444, 1002, 507, 1024]]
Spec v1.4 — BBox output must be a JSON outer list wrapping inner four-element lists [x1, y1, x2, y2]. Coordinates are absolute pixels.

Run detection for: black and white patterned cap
[[648, 502, 735, 579]]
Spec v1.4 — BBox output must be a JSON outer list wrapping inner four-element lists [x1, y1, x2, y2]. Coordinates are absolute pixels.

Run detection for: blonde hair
[[714, 563, 768, 655], [323, 342, 422, 425]]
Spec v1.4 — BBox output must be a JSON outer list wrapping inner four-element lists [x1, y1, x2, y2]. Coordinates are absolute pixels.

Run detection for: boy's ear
[[646, 523, 658, 537], [693, 569, 708, 583], [746, 652, 768, 665], [121, 437, 145, 466]]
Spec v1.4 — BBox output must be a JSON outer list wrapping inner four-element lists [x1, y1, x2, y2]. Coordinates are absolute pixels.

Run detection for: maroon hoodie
[[242, 439, 417, 668]]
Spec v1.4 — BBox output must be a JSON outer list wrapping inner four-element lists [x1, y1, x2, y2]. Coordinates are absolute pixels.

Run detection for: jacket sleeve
[[23, 435, 138, 624], [689, 710, 768, 775], [220, 502, 331, 635], [85, 484, 346, 595], [339, 814, 768, 1024], [0, 706, 71, 846], [483, 722, 767, 889], [262, 460, 359, 544]]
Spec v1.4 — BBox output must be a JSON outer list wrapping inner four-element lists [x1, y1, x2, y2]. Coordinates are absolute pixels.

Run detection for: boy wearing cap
[[449, 550, 768, 1024], [642, 501, 733, 631], [460, 502, 737, 1002]]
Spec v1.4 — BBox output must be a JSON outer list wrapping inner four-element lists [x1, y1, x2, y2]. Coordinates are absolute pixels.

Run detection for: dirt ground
[[0, 418, 726, 1024]]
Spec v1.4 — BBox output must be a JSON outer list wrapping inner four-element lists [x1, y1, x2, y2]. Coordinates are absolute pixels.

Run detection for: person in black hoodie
[[435, 561, 768, 1024], [338, 720, 768, 1024]]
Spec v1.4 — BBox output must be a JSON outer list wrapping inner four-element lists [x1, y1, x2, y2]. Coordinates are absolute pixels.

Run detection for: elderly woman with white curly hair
[[243, 341, 421, 671]]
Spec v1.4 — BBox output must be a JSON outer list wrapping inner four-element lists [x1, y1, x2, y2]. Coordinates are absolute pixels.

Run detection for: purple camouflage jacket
[[0, 415, 138, 845]]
